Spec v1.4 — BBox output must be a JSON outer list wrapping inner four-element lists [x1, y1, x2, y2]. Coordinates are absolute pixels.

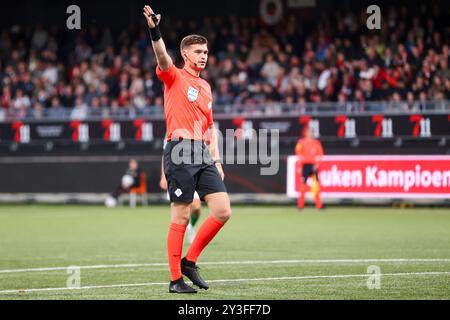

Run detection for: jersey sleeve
[[295, 140, 302, 155], [206, 85, 214, 126], [156, 64, 178, 87], [206, 106, 213, 127], [315, 140, 324, 165], [316, 140, 324, 157]]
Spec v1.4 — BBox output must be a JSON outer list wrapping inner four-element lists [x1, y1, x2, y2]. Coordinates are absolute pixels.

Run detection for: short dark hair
[[180, 34, 208, 51]]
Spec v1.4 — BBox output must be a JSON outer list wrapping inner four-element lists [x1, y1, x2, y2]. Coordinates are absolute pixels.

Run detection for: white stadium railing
[[0, 100, 449, 122]]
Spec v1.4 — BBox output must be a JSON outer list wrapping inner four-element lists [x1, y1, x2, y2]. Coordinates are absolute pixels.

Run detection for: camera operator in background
[[105, 159, 141, 207]]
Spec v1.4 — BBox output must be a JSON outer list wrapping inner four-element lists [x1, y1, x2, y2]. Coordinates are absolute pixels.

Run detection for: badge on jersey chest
[[187, 86, 199, 102]]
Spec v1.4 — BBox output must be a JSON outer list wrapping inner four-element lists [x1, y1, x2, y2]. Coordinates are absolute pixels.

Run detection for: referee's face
[[183, 44, 208, 70]]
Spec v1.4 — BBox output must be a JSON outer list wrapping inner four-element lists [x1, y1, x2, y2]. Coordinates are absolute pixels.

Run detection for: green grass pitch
[[0, 204, 449, 300]]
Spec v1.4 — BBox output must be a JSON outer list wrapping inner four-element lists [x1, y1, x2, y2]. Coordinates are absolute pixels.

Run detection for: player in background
[[105, 159, 141, 207], [143, 4, 231, 294], [160, 135, 202, 244], [295, 127, 323, 210]]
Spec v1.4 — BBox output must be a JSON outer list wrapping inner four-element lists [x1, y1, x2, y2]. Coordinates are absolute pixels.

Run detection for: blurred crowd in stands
[[0, 4, 449, 120]]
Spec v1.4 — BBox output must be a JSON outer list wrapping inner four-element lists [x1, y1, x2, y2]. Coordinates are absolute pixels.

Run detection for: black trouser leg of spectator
[[112, 186, 128, 199]]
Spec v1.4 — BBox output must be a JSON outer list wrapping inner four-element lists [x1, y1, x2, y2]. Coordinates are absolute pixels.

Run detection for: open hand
[[160, 178, 167, 191], [143, 5, 161, 28]]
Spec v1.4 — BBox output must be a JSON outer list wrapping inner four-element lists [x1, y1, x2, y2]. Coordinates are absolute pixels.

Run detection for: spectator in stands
[[0, 4, 448, 121], [48, 97, 65, 119], [70, 97, 88, 120], [13, 89, 30, 110], [32, 102, 44, 120], [260, 53, 281, 87]]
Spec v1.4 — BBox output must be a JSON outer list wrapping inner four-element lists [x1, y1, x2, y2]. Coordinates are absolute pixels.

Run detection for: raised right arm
[[143, 5, 173, 72]]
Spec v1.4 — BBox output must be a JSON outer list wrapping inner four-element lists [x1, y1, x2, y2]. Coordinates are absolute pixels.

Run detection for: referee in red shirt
[[295, 127, 324, 210], [143, 5, 231, 293]]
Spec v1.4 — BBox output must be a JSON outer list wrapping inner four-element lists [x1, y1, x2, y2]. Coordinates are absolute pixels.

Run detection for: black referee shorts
[[302, 163, 318, 183], [163, 138, 227, 203]]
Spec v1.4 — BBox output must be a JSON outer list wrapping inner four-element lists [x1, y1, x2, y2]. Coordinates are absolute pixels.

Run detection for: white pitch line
[[1, 258, 450, 274], [1, 271, 450, 294]]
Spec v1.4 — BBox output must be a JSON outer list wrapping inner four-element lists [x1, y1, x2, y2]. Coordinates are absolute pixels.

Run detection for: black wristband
[[148, 26, 161, 41]]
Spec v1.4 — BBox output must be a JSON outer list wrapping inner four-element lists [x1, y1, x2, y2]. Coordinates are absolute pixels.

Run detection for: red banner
[[287, 155, 450, 199]]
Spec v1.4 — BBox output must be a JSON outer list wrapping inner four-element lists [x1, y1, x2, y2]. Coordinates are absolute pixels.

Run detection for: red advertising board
[[287, 155, 450, 199]]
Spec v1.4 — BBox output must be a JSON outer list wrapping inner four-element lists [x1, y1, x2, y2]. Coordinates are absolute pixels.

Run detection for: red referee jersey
[[295, 137, 324, 164], [156, 64, 213, 141]]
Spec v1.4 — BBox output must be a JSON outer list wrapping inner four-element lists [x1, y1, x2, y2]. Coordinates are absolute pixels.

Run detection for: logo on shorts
[[187, 87, 199, 102], [174, 188, 183, 197]]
